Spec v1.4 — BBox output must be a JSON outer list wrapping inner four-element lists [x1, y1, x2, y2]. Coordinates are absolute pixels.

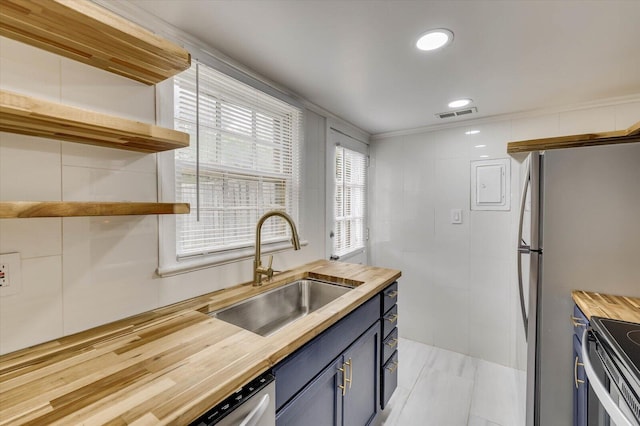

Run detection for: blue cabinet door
[[573, 335, 587, 426], [276, 357, 343, 426], [343, 324, 380, 426]]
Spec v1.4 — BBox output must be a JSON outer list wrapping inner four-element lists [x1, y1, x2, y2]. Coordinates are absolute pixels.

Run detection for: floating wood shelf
[[507, 120, 640, 154], [0, 202, 190, 218], [0, 0, 191, 85], [0, 90, 190, 152]]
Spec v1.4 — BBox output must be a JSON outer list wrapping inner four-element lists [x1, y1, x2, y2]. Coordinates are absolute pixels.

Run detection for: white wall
[[369, 99, 640, 369], [0, 36, 328, 354]]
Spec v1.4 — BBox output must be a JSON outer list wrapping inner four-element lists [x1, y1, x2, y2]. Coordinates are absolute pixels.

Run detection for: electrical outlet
[[0, 263, 7, 286], [0, 253, 22, 297]]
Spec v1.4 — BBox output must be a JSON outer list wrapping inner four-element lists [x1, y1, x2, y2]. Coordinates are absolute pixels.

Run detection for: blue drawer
[[382, 305, 398, 339], [572, 304, 589, 342], [382, 327, 398, 365], [382, 282, 398, 315], [381, 350, 398, 409]]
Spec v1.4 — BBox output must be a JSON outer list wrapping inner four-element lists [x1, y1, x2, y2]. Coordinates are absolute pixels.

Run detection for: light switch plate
[[451, 209, 463, 224]]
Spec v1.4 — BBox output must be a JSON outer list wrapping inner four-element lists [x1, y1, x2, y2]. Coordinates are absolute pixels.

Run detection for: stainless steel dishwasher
[[190, 372, 275, 426]]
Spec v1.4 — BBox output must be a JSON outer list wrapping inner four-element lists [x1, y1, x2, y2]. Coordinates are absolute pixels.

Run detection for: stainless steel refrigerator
[[518, 143, 640, 426]]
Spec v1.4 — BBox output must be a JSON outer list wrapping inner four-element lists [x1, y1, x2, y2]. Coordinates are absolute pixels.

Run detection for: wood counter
[[0, 260, 401, 425], [572, 290, 640, 323]]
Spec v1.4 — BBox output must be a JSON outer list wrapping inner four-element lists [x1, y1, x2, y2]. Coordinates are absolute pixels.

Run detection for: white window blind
[[173, 63, 302, 258], [333, 146, 367, 257]]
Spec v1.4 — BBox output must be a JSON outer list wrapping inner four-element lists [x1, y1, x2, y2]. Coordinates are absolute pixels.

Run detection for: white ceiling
[[130, 0, 640, 135]]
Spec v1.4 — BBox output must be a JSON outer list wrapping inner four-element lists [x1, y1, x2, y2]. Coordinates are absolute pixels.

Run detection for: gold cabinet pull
[[385, 313, 398, 323], [574, 356, 585, 389], [570, 316, 587, 327], [338, 363, 346, 396], [346, 358, 353, 389], [386, 290, 398, 299], [385, 338, 398, 349], [386, 360, 398, 373]]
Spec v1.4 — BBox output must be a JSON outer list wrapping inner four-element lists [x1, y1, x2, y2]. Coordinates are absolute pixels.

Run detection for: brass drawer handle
[[574, 356, 585, 389], [385, 338, 398, 349], [385, 313, 398, 323], [570, 316, 587, 327], [346, 358, 353, 389], [385, 290, 398, 299], [386, 360, 398, 373], [338, 363, 347, 396]]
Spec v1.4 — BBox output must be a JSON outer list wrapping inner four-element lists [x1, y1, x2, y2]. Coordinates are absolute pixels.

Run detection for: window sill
[[156, 239, 309, 277]]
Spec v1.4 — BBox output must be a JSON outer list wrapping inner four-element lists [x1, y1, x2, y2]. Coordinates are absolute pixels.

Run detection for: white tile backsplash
[[0, 256, 63, 354], [431, 242, 470, 290], [60, 57, 155, 122], [469, 211, 512, 260], [0, 218, 62, 259], [468, 287, 511, 366], [0, 36, 61, 101], [0, 133, 61, 201], [61, 142, 157, 173], [429, 285, 469, 354], [62, 216, 159, 334], [62, 166, 157, 202]]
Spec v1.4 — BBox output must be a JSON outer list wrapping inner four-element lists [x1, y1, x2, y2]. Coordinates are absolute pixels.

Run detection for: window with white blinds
[[333, 146, 367, 258], [173, 63, 302, 258]]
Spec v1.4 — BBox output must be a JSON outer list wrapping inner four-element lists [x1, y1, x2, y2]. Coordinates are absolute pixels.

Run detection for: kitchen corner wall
[[369, 99, 640, 370], [0, 36, 327, 355]]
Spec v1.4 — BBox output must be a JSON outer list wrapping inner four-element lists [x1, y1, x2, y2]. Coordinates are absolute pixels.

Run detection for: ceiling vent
[[435, 107, 478, 119]]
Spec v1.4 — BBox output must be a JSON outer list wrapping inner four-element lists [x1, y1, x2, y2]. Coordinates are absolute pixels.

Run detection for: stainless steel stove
[[585, 316, 640, 426]]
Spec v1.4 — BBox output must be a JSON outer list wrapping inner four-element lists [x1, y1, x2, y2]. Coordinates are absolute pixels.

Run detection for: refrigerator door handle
[[517, 155, 531, 341], [581, 330, 635, 426]]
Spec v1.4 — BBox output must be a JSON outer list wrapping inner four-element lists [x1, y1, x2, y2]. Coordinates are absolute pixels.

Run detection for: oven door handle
[[581, 329, 635, 426]]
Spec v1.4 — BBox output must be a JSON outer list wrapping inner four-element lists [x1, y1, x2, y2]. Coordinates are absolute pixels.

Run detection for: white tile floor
[[377, 338, 526, 426]]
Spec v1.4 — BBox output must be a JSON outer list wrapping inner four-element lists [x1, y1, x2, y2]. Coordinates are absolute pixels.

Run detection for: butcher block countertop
[[572, 290, 640, 323], [0, 260, 400, 425]]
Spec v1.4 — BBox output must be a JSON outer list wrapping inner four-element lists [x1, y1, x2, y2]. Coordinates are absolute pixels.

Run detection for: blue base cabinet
[[275, 282, 399, 426]]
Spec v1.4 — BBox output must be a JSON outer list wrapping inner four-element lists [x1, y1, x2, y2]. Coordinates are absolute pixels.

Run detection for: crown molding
[[372, 93, 640, 140]]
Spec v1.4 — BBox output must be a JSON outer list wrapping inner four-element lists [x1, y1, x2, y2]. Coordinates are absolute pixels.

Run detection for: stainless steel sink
[[209, 279, 353, 336]]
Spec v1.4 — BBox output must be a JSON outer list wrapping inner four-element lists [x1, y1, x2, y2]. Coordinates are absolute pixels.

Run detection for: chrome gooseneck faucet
[[254, 210, 301, 286]]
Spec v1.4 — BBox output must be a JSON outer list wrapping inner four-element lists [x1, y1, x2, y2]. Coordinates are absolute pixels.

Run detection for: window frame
[[156, 62, 305, 277]]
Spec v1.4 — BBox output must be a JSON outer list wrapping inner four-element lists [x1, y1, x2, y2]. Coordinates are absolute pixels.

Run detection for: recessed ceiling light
[[480, 155, 489, 158], [416, 29, 454, 51], [474, 144, 487, 148], [448, 98, 472, 108], [465, 130, 480, 135]]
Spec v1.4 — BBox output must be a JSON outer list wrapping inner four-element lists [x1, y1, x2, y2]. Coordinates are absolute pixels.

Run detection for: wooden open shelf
[[507, 120, 640, 154], [0, 0, 191, 85], [0, 90, 189, 153], [0, 202, 190, 218]]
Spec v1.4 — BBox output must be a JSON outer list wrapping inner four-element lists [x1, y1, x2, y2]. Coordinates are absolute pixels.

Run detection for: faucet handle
[[266, 255, 274, 280]]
